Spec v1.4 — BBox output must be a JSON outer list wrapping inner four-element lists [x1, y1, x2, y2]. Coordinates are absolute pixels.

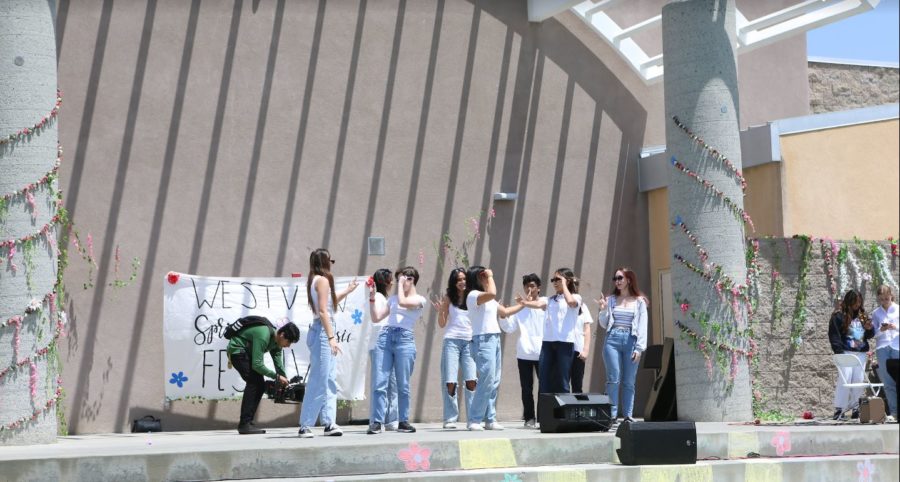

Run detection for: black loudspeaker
[[538, 393, 612, 433], [642, 338, 678, 421], [616, 421, 697, 465]]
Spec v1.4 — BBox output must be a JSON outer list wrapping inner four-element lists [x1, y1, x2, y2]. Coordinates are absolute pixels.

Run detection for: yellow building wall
[[647, 118, 899, 344], [780, 119, 900, 238]]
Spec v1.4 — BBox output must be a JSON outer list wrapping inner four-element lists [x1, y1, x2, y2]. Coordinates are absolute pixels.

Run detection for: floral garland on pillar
[[668, 115, 754, 385], [0, 92, 71, 434]]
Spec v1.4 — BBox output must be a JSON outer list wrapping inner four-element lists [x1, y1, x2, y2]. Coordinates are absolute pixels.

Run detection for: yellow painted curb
[[458, 438, 517, 469], [640, 464, 713, 482], [728, 431, 760, 458], [537, 469, 588, 482], [745, 461, 783, 482]]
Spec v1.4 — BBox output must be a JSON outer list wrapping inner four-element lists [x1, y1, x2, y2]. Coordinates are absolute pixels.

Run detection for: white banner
[[163, 273, 372, 401]]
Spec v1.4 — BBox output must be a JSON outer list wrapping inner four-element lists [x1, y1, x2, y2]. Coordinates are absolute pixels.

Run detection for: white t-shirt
[[574, 308, 594, 353], [309, 275, 333, 318], [367, 292, 389, 351], [543, 293, 583, 343], [872, 302, 900, 350], [444, 304, 473, 341], [500, 297, 547, 361], [386, 294, 427, 332], [467, 291, 501, 335]]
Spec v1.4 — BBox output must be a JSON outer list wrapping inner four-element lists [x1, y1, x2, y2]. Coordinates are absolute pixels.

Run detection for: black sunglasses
[[330, 259, 336, 265], [550, 277, 562, 283], [612, 275, 625, 281]]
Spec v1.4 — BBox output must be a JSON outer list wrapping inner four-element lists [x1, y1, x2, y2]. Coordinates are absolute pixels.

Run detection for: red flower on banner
[[167, 272, 180, 285], [397, 442, 431, 471]]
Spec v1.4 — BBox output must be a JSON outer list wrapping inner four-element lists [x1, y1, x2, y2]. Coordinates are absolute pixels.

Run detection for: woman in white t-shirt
[[520, 268, 583, 396], [872, 285, 899, 420], [366, 269, 398, 431], [298, 249, 359, 438], [465, 266, 523, 431], [368, 266, 427, 434], [437, 268, 476, 429]]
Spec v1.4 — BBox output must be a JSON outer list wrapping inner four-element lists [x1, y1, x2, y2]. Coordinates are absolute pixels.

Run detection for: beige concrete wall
[[52, 0, 813, 433], [809, 61, 900, 114], [780, 119, 900, 239]]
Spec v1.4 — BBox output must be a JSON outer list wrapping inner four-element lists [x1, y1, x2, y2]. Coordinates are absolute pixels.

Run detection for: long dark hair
[[307, 248, 337, 312], [840, 289, 863, 334], [446, 268, 467, 308], [372, 268, 393, 297], [463, 266, 487, 310], [555, 267, 579, 294], [612, 267, 647, 304]]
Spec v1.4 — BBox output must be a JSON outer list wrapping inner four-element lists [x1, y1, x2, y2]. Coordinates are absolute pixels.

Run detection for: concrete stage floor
[[0, 420, 897, 481]]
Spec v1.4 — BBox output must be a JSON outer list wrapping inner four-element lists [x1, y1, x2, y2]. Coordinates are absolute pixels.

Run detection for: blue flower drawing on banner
[[169, 371, 189, 388], [501, 474, 522, 482], [352, 309, 364, 325]]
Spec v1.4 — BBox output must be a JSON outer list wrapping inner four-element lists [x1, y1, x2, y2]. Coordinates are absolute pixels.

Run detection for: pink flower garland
[[1, 147, 61, 200], [0, 90, 62, 146], [0, 213, 61, 249], [670, 156, 755, 232], [0, 377, 63, 433], [671, 116, 747, 190]]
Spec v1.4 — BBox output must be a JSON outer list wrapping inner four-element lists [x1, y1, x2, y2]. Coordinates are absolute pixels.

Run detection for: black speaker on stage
[[615, 421, 697, 465], [538, 393, 612, 433]]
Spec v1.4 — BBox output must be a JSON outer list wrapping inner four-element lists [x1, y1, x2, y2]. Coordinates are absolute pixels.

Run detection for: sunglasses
[[612, 275, 625, 282], [330, 259, 336, 265], [550, 277, 562, 283]]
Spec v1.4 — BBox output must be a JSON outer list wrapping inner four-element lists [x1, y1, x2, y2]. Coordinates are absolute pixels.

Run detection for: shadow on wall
[[55, 0, 649, 432]]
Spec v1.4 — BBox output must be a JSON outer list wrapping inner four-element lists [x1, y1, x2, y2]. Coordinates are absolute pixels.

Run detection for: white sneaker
[[324, 424, 343, 436], [885, 415, 897, 423], [485, 421, 504, 431], [467, 422, 484, 431], [443, 421, 458, 429], [385, 422, 399, 431], [524, 419, 536, 428]]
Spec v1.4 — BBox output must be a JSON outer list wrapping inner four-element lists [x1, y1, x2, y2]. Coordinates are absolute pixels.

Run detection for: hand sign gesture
[[594, 292, 608, 312]]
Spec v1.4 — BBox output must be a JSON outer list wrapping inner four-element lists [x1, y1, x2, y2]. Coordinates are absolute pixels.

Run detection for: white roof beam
[[527, 0, 583, 23], [612, 15, 661, 46]]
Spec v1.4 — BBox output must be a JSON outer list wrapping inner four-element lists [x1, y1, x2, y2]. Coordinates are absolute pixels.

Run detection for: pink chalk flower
[[857, 459, 875, 482], [398, 442, 431, 471], [770, 431, 791, 456]]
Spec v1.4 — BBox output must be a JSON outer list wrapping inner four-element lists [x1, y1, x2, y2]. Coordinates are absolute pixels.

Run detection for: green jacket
[[226, 325, 286, 379]]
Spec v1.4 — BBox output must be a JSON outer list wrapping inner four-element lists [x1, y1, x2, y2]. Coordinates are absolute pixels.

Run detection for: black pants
[[517, 358, 540, 421], [570, 352, 585, 393], [231, 352, 265, 426], [538, 341, 575, 395]]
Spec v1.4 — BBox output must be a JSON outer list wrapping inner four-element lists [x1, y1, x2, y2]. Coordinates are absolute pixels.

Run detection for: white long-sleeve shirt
[[500, 297, 547, 361]]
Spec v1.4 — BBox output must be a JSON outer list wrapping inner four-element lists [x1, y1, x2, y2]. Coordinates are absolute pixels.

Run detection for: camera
[[265, 375, 305, 404]]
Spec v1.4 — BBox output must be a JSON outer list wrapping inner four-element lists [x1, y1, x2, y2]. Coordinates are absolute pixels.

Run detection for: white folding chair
[[832, 353, 883, 397]]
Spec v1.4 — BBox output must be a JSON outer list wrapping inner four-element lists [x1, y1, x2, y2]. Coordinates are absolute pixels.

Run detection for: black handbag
[[131, 415, 162, 433]]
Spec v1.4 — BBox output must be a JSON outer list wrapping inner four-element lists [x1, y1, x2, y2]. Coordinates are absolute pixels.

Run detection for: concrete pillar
[[662, 0, 752, 421], [0, 0, 60, 444]]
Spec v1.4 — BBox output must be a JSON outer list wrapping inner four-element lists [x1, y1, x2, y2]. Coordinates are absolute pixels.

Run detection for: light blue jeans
[[603, 327, 639, 419], [469, 333, 501, 424], [876, 346, 899, 416], [299, 321, 337, 429], [441, 338, 476, 423], [372, 327, 417, 423], [369, 347, 398, 426]]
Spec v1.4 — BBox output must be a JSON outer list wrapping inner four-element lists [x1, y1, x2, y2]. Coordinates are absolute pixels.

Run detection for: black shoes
[[397, 421, 417, 433], [367, 422, 383, 434], [237, 423, 265, 435]]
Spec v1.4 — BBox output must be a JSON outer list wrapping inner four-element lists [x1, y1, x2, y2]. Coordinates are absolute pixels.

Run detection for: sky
[[807, 0, 900, 63]]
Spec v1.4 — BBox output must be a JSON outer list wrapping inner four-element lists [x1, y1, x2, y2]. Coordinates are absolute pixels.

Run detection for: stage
[[0, 420, 897, 481]]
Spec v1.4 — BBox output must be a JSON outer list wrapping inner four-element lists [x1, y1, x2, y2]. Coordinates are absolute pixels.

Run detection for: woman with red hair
[[596, 267, 648, 424]]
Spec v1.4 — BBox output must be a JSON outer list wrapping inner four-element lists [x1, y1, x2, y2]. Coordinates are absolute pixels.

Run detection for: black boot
[[238, 423, 266, 434]]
